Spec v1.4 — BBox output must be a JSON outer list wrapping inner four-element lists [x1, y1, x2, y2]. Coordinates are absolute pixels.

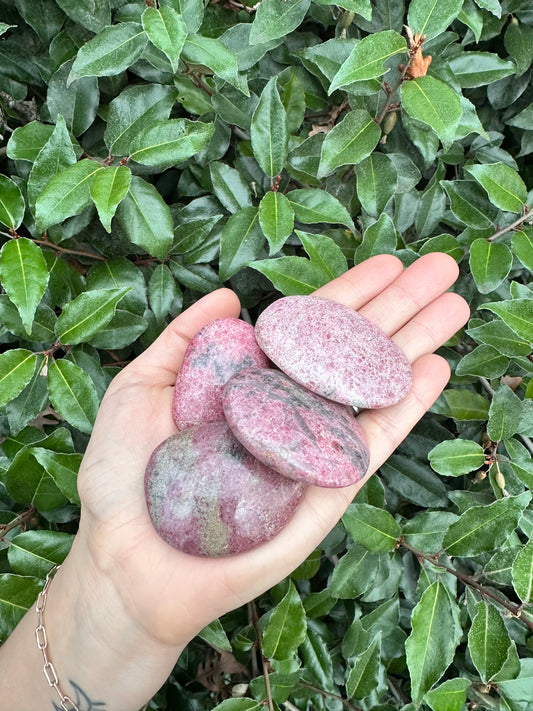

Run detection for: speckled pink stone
[[172, 317, 269, 429], [144, 422, 305, 557], [255, 296, 412, 409], [223, 368, 369, 487]]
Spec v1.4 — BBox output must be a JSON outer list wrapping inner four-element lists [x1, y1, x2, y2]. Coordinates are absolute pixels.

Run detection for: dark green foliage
[[0, 0, 533, 709]]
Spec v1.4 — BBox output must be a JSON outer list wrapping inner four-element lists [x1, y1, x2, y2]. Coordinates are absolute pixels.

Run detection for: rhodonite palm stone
[[223, 368, 370, 487], [255, 295, 412, 409], [144, 421, 305, 557], [172, 317, 269, 429]]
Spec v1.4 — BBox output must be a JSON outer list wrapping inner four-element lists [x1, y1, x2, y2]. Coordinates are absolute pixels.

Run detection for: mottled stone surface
[[223, 368, 370, 487], [255, 296, 412, 409], [172, 317, 269, 429], [144, 422, 305, 557]]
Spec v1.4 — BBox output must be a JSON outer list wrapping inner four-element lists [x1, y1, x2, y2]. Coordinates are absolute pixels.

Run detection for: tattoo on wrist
[[51, 681, 106, 711]]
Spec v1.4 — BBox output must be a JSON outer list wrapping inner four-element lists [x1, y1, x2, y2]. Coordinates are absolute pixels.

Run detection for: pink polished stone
[[172, 317, 269, 429], [144, 422, 305, 557], [255, 295, 412, 409], [223, 368, 369, 487]]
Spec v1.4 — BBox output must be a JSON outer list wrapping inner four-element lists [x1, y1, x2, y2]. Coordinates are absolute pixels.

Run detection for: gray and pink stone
[[255, 295, 412, 409], [223, 368, 369, 488], [144, 422, 305, 557], [172, 317, 269, 429]]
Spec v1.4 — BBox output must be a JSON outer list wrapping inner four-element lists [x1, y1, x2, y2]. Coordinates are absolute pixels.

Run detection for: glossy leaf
[[423, 678, 470, 711], [407, 0, 464, 40], [70, 22, 148, 80], [32, 449, 82, 506], [148, 264, 180, 322], [297, 231, 347, 279], [443, 492, 532, 556], [329, 31, 406, 92], [287, 188, 355, 232], [47, 359, 100, 434], [55, 288, 130, 346], [0, 575, 43, 643], [90, 166, 131, 233], [428, 439, 485, 477], [249, 0, 311, 45], [219, 207, 264, 281], [250, 256, 328, 295], [355, 153, 397, 216], [401, 77, 462, 148], [182, 35, 243, 93], [262, 580, 307, 660], [481, 299, 533, 344], [465, 163, 527, 213], [0, 349, 37, 409], [8, 530, 74, 578], [512, 229, 533, 272], [0, 175, 25, 230], [250, 77, 288, 178], [355, 213, 397, 263], [468, 602, 512, 683], [210, 162, 253, 214], [142, 6, 187, 72], [343, 503, 401, 552], [346, 635, 382, 699], [447, 51, 516, 88], [512, 536, 533, 604], [405, 581, 462, 703], [259, 191, 295, 254], [318, 109, 381, 177], [469, 239, 513, 294], [130, 119, 214, 169], [487, 385, 523, 442], [0, 238, 49, 335]]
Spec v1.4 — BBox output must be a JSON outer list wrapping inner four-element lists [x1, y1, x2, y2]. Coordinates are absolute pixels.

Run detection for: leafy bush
[[1, 0, 533, 709]]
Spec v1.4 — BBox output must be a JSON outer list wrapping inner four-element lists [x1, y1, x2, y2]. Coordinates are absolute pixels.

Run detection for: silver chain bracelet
[[35, 564, 80, 711]]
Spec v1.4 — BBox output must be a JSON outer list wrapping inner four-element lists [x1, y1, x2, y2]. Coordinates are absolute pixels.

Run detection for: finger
[[126, 288, 241, 383], [357, 352, 451, 474], [359, 253, 460, 335], [314, 254, 404, 309], [393, 292, 470, 362]]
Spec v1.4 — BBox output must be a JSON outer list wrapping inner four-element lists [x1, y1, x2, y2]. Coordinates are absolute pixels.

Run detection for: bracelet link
[[43, 661, 59, 687], [35, 624, 47, 650], [60, 697, 78, 711]]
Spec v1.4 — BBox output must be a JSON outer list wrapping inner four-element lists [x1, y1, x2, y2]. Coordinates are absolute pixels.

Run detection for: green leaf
[[104, 84, 177, 156], [47, 359, 100, 434], [407, 0, 464, 40], [355, 153, 397, 217], [6, 121, 56, 163], [467, 320, 531, 358], [47, 61, 100, 137], [401, 512, 459, 555], [487, 385, 522, 442], [0, 575, 43, 643], [447, 51, 516, 88], [428, 439, 485, 477], [130, 119, 214, 169], [423, 678, 470, 711], [346, 635, 382, 699], [512, 536, 533, 604], [481, 299, 533, 343], [249, 0, 311, 45], [148, 264, 180, 322], [70, 22, 148, 80], [0, 350, 37, 409], [0, 23, 15, 36], [329, 31, 406, 92], [287, 188, 355, 232], [90, 165, 132, 233], [401, 77, 462, 148], [355, 213, 397, 263], [512, 228, 533, 272], [210, 162, 253, 214], [405, 582, 462, 703], [465, 163, 527, 213], [219, 207, 265, 281], [504, 21, 533, 76], [182, 35, 244, 93], [468, 602, 512, 683], [54, 0, 111, 33], [250, 77, 288, 179], [443, 492, 532, 556], [455, 344, 508, 379], [297, 231, 348, 279], [0, 175, 25, 230], [441, 180, 498, 229], [86, 258, 147, 316], [142, 6, 186, 72], [343, 503, 401, 552], [0, 238, 49, 335], [34, 159, 103, 233], [250, 256, 329, 295], [197, 619, 233, 652], [32, 449, 82, 506], [432, 389, 490, 421], [381, 454, 448, 507], [116, 176, 174, 259], [8, 530, 74, 578], [55, 288, 130, 346], [259, 191, 295, 254], [262, 580, 307, 660], [318, 109, 381, 177], [469, 239, 513, 294]]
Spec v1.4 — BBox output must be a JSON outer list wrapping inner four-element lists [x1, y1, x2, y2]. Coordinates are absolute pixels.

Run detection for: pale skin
[[0, 253, 470, 711]]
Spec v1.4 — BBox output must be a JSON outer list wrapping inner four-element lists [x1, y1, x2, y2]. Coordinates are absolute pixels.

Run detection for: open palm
[[75, 252, 470, 649]]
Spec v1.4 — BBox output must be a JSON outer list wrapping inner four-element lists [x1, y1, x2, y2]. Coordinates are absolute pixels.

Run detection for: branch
[[0, 506, 36, 542]]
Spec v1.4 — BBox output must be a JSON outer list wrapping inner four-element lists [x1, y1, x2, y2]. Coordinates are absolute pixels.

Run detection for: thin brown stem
[[33, 238, 106, 261], [0, 506, 36, 542], [249, 600, 275, 711], [487, 207, 532, 242]]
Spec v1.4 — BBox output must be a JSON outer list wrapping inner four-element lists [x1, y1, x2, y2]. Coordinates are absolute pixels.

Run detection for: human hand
[[73, 252, 469, 655]]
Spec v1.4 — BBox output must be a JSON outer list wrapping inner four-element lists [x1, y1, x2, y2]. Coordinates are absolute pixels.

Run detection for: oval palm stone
[[172, 317, 269, 429], [255, 295, 412, 409], [144, 421, 304, 557], [223, 368, 370, 487]]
